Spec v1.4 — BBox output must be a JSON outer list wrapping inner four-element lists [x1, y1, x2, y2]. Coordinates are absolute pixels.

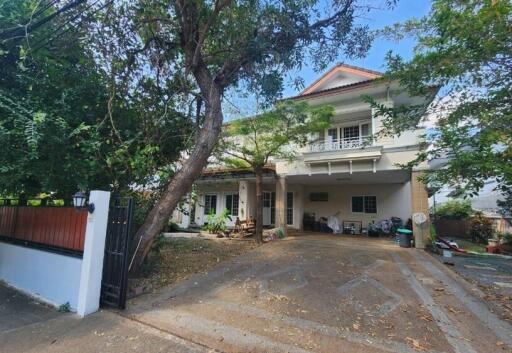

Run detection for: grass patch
[[450, 238, 487, 254]]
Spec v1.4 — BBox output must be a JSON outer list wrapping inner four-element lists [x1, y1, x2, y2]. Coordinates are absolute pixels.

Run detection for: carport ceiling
[[287, 170, 410, 185]]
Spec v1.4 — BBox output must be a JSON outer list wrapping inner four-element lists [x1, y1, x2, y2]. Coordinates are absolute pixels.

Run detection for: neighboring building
[[173, 64, 432, 246]]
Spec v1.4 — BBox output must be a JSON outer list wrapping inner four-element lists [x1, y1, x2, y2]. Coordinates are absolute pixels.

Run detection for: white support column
[[349, 160, 353, 174], [77, 190, 110, 317], [239, 180, 249, 221], [328, 162, 331, 176], [195, 193, 204, 225], [181, 195, 191, 229], [275, 175, 287, 236], [296, 185, 304, 231]]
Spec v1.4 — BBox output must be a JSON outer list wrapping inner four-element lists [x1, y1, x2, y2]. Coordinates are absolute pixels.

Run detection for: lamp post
[[73, 191, 95, 213]]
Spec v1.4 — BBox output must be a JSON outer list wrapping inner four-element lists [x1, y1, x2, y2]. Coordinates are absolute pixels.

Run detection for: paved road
[[126, 235, 512, 353], [435, 253, 512, 294]]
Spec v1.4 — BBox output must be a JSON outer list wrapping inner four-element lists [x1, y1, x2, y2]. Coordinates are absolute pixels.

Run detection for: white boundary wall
[[0, 243, 82, 308], [0, 190, 110, 317]]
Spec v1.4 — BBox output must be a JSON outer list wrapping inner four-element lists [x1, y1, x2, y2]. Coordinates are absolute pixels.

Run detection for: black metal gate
[[100, 196, 133, 309]]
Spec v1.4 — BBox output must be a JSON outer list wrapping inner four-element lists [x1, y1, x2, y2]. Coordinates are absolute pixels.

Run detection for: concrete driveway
[[126, 235, 512, 353]]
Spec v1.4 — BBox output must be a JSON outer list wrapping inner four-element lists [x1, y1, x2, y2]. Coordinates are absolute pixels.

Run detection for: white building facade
[[175, 64, 431, 246]]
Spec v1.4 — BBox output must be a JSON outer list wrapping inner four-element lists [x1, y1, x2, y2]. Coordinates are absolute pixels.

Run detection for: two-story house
[[173, 64, 431, 247]]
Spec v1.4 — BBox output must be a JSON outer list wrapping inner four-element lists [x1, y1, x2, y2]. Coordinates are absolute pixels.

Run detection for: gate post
[[77, 190, 110, 317], [410, 172, 430, 249]]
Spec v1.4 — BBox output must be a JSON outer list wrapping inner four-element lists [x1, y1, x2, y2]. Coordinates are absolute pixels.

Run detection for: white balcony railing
[[308, 136, 373, 152]]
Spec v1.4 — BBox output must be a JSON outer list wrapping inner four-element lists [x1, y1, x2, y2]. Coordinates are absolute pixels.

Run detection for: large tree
[[366, 0, 511, 197], [220, 101, 333, 242], [0, 1, 193, 197], [125, 0, 396, 269]]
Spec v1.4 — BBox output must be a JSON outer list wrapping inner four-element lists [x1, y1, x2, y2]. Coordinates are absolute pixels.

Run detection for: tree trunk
[[130, 66, 223, 271], [254, 166, 263, 243]]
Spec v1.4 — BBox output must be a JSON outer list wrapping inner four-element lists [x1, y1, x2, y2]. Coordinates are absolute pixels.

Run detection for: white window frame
[[324, 120, 371, 139], [204, 194, 218, 216], [224, 193, 239, 217], [351, 195, 377, 214], [286, 191, 294, 226]]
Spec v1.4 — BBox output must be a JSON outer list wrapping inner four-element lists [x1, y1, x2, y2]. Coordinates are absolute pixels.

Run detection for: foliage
[[221, 101, 333, 168], [497, 185, 512, 217], [0, 1, 193, 197], [366, 0, 512, 196], [435, 200, 473, 220], [166, 221, 181, 233], [121, 0, 387, 102], [58, 302, 71, 313], [500, 232, 512, 245], [203, 209, 231, 234], [429, 223, 437, 245], [469, 212, 494, 244]]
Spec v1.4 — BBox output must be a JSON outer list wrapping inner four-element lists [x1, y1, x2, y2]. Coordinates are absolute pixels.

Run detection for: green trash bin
[[397, 228, 413, 248]]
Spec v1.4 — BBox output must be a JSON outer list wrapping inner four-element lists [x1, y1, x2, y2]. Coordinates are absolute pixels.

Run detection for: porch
[[178, 169, 429, 247]]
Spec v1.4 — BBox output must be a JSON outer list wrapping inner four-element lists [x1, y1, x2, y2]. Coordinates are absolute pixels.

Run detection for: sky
[[283, 0, 432, 97]]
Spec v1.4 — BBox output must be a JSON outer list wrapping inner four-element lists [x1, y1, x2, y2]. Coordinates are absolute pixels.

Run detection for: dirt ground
[[129, 237, 260, 292], [126, 234, 512, 353]]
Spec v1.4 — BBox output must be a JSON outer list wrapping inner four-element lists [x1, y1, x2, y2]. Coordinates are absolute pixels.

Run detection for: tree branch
[[1, 0, 87, 42]]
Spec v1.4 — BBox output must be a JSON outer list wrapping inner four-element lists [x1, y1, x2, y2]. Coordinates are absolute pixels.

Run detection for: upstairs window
[[343, 126, 360, 139], [327, 128, 338, 141], [361, 123, 370, 137]]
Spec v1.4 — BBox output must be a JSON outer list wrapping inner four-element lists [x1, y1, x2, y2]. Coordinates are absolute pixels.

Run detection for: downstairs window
[[352, 196, 377, 214]]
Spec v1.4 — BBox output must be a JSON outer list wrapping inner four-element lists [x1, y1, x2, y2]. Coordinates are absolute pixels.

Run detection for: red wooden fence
[[433, 219, 471, 239], [0, 206, 88, 252]]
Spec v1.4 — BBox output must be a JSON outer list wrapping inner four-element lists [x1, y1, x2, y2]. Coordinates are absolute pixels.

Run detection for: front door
[[262, 192, 275, 226]]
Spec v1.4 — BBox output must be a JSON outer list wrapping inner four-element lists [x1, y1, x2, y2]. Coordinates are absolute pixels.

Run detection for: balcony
[[308, 136, 374, 152], [303, 136, 382, 164]]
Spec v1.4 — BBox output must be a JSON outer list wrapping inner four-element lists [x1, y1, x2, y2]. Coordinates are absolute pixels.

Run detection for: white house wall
[[194, 181, 283, 228], [302, 182, 412, 228], [195, 182, 240, 227]]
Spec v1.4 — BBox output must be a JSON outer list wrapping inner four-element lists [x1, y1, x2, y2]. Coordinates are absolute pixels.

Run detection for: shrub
[[498, 232, 512, 244], [435, 200, 473, 220], [203, 209, 231, 234], [469, 212, 494, 244], [429, 223, 437, 245], [165, 221, 180, 232]]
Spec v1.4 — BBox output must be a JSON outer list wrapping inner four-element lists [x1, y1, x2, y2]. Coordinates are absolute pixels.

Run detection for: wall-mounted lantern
[[73, 191, 95, 213]]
